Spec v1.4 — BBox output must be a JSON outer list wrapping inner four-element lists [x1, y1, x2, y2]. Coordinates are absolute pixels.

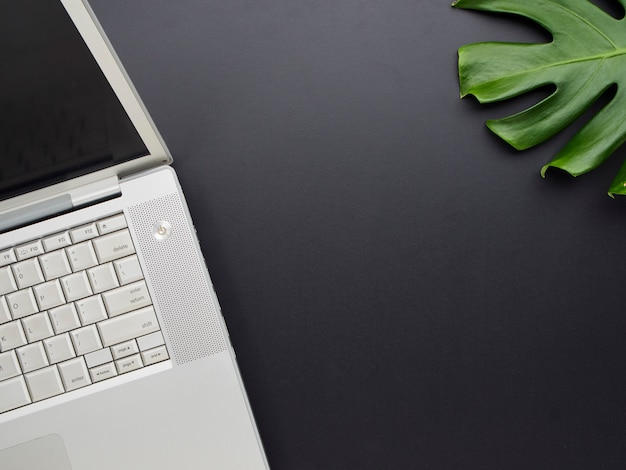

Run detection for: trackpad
[[0, 434, 73, 469]]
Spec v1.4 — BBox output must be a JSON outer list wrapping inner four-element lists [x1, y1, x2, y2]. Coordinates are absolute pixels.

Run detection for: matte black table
[[91, 2, 626, 468]]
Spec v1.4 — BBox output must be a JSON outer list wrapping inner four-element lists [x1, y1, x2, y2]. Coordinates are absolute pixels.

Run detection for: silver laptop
[[0, 1, 269, 468]]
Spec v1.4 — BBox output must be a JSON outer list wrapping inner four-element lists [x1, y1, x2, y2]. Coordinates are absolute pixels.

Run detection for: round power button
[[152, 220, 173, 240]]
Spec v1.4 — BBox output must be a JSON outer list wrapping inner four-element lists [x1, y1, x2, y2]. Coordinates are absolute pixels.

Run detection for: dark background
[[91, 1, 626, 468]]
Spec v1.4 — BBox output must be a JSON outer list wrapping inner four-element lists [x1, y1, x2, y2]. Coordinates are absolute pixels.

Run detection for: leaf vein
[[472, 48, 626, 92], [552, 2, 618, 49]]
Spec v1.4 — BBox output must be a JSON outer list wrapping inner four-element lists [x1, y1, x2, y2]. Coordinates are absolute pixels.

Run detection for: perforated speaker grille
[[127, 193, 227, 365]]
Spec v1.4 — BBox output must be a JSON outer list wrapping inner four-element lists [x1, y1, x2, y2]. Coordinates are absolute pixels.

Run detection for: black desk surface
[[91, 1, 626, 468]]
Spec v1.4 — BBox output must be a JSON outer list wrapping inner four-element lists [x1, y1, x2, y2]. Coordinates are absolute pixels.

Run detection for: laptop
[[0, 1, 269, 468]]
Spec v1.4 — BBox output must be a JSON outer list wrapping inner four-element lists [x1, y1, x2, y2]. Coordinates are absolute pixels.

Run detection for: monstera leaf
[[454, 0, 626, 196]]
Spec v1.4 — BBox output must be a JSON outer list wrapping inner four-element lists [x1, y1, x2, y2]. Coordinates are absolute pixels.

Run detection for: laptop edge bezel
[[0, 0, 173, 217]]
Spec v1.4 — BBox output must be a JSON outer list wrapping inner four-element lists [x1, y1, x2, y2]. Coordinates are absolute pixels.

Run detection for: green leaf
[[453, 0, 626, 196]]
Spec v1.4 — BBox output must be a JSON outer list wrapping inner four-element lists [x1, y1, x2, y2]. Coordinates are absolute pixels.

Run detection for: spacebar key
[[97, 306, 160, 347]]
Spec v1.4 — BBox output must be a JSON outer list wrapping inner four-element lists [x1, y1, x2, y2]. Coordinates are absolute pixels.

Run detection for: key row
[[0, 228, 137, 294], [1, 273, 150, 331], [0, 280, 153, 345], [0, 213, 128, 267], [0, 338, 168, 413], [0, 325, 165, 383]]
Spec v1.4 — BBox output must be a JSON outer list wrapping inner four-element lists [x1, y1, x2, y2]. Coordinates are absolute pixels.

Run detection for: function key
[[96, 214, 127, 235], [15, 240, 44, 261], [70, 223, 99, 244], [0, 249, 16, 268], [42, 231, 71, 252]]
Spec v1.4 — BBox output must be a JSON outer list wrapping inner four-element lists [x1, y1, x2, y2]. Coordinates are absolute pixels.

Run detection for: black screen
[[0, 1, 148, 201]]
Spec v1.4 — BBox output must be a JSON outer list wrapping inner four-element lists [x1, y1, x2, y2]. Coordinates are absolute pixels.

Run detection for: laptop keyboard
[[0, 213, 169, 414]]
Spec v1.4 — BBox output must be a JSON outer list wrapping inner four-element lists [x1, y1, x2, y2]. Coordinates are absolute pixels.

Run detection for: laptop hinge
[[0, 176, 121, 233]]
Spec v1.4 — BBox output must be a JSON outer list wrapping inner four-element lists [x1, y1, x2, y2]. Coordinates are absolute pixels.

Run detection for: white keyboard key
[[102, 280, 151, 317], [42, 231, 72, 252], [0, 376, 31, 413], [84, 347, 113, 369], [12, 258, 45, 289], [70, 325, 102, 356], [43, 333, 76, 364], [6, 288, 39, 319], [0, 350, 21, 381], [0, 248, 16, 268], [48, 304, 81, 334], [92, 229, 136, 264], [89, 362, 117, 383], [75, 295, 108, 326], [111, 339, 139, 360], [141, 345, 169, 366], [66, 241, 98, 272], [16, 342, 49, 373], [58, 357, 91, 392], [87, 263, 119, 294], [15, 240, 44, 261], [60, 271, 93, 302], [0, 297, 11, 324], [22, 312, 54, 343], [97, 306, 160, 347], [115, 353, 143, 375], [25, 365, 64, 402], [69, 223, 99, 243], [0, 320, 27, 352], [96, 214, 127, 235], [137, 331, 165, 352], [113, 255, 143, 285], [0, 266, 17, 295], [33, 280, 66, 311], [39, 250, 72, 280]]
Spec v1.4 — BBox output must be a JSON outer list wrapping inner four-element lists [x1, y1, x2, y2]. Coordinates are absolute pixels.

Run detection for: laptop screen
[[0, 0, 148, 202]]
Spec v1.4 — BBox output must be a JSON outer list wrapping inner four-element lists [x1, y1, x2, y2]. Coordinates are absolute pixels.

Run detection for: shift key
[[97, 306, 160, 347]]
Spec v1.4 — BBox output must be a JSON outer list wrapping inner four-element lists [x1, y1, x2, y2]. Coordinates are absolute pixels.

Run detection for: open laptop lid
[[0, 0, 171, 230]]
